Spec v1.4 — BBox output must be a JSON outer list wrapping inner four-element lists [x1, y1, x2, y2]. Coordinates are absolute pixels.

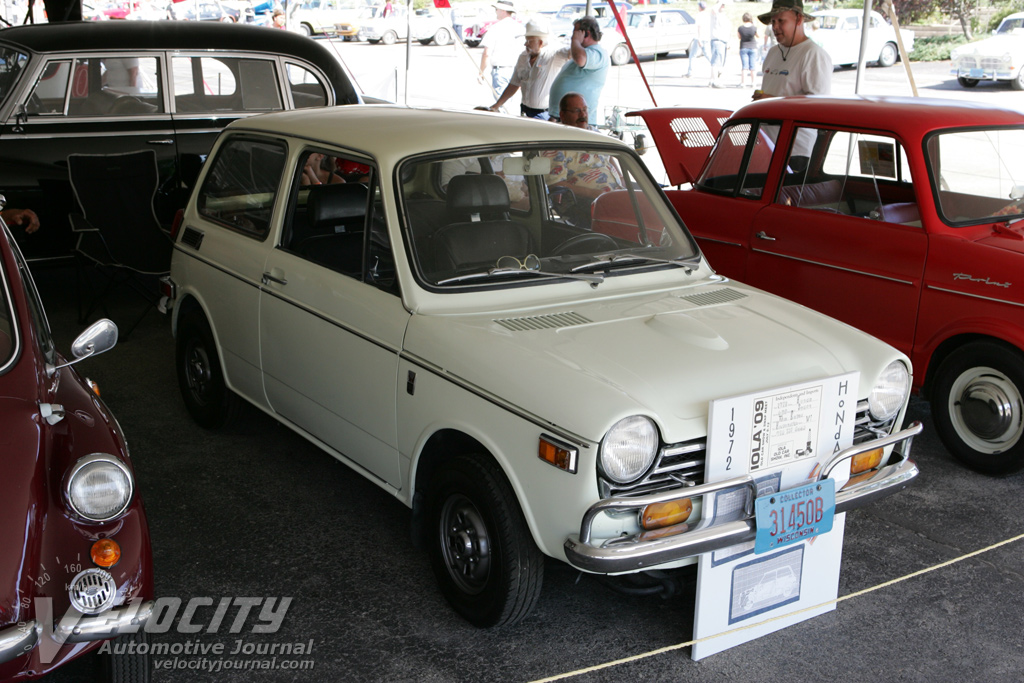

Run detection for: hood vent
[[679, 288, 747, 308], [495, 311, 592, 332], [181, 227, 204, 250]]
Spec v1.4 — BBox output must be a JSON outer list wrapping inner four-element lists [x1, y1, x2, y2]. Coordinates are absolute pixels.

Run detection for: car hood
[[954, 34, 1024, 57], [403, 279, 894, 443], [0, 396, 46, 625]]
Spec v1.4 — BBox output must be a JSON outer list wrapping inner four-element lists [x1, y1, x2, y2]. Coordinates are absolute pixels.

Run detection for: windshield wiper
[[438, 266, 604, 287], [570, 253, 699, 274]]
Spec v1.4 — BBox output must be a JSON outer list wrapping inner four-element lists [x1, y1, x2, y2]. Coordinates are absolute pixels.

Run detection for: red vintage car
[[0, 209, 154, 680], [633, 96, 1024, 475]]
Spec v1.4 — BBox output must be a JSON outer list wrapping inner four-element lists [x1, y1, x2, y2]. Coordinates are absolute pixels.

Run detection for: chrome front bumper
[[0, 600, 154, 665], [564, 422, 922, 574]]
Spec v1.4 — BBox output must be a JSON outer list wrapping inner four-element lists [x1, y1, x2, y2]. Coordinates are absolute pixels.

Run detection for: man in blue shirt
[[547, 15, 610, 126]]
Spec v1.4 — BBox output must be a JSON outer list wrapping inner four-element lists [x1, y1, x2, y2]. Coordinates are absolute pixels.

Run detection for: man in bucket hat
[[752, 0, 831, 101], [486, 18, 570, 119]]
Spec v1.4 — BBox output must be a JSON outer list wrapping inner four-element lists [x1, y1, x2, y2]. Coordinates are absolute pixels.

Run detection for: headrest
[[446, 174, 510, 221], [308, 183, 368, 230]]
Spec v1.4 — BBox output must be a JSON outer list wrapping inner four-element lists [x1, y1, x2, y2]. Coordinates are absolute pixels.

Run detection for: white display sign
[[691, 372, 859, 660]]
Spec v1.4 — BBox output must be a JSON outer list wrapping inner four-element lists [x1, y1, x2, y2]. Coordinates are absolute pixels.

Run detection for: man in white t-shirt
[[754, 0, 831, 99], [754, 0, 831, 165], [478, 1, 525, 95]]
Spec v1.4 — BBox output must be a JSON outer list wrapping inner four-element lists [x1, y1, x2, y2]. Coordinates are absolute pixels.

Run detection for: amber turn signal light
[[87, 379, 101, 397], [641, 498, 693, 530], [538, 436, 578, 474], [91, 538, 121, 568], [851, 448, 883, 474]]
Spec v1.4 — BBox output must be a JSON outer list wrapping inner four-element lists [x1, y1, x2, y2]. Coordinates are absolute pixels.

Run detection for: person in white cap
[[753, 0, 831, 100], [486, 18, 570, 119], [477, 0, 525, 94]]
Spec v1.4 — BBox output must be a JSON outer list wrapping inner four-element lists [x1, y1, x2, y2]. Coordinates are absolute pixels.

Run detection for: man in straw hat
[[752, 0, 831, 100], [478, 0, 525, 94], [485, 17, 570, 119]]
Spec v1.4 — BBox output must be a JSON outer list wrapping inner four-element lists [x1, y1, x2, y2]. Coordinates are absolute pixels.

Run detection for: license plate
[[970, 68, 984, 78], [754, 479, 835, 554]]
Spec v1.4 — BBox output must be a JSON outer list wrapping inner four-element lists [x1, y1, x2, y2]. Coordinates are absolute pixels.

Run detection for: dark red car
[[0, 209, 154, 680], [635, 96, 1024, 475]]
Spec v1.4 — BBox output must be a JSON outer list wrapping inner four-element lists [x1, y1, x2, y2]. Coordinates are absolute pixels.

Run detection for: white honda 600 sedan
[[162, 106, 921, 627]]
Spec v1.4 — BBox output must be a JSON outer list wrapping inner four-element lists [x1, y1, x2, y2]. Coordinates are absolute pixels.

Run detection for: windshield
[[400, 145, 700, 288], [926, 128, 1024, 224], [0, 47, 30, 109]]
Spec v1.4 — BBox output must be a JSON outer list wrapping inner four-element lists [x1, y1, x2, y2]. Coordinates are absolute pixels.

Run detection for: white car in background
[[361, 5, 455, 45], [950, 11, 1024, 89], [810, 9, 914, 68], [288, 0, 374, 36], [602, 8, 696, 66]]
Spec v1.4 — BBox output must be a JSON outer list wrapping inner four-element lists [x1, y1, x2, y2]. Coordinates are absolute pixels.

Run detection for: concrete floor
[[35, 264, 1024, 683]]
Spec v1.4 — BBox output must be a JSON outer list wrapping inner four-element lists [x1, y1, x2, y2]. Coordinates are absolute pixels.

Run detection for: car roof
[[228, 105, 626, 160], [731, 95, 1024, 138], [0, 20, 360, 104]]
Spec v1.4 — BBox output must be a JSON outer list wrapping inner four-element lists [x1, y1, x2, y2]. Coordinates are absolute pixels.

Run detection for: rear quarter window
[[197, 137, 288, 239]]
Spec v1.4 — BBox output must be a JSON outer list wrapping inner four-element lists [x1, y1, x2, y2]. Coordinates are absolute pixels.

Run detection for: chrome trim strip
[[927, 285, 1024, 309], [56, 600, 154, 643], [565, 424, 920, 574], [0, 620, 38, 664], [10, 127, 177, 139], [693, 234, 744, 248], [751, 248, 916, 286]]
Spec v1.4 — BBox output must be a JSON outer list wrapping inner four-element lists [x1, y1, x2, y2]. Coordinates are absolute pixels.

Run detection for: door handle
[[755, 231, 776, 241], [262, 272, 287, 286], [147, 139, 175, 145]]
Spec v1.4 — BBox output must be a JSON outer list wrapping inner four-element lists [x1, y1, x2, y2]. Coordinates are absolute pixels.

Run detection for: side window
[[197, 137, 287, 239], [32, 57, 162, 117], [285, 62, 329, 108], [0, 260, 16, 372], [173, 57, 283, 113], [780, 127, 919, 224], [282, 150, 396, 293], [698, 122, 778, 199]]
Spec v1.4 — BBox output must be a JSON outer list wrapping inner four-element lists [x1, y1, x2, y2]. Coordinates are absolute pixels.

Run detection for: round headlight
[[600, 416, 659, 484], [868, 361, 910, 422], [65, 455, 134, 522]]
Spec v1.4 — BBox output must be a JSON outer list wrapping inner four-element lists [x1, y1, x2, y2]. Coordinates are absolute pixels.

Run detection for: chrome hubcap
[[950, 366, 1024, 454]]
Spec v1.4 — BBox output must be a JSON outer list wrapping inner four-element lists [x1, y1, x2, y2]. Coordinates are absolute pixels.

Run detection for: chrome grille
[[598, 400, 894, 499]]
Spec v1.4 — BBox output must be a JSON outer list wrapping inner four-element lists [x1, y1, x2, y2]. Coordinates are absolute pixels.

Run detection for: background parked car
[[636, 96, 1024, 474], [288, 0, 375, 36], [167, 0, 252, 22], [335, 4, 379, 40], [0, 20, 363, 263], [361, 6, 455, 45], [0, 210, 154, 681], [550, 1, 631, 42], [950, 10, 1024, 89], [810, 9, 914, 68], [602, 7, 696, 66]]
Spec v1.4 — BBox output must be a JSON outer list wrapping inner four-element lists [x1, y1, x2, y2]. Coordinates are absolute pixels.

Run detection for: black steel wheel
[[427, 455, 543, 627], [176, 309, 239, 429], [933, 341, 1024, 475]]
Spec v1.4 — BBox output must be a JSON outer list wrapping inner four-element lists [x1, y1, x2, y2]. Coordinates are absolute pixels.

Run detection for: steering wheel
[[551, 232, 618, 257]]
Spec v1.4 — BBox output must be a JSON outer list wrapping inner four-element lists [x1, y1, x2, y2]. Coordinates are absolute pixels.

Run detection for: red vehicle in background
[[634, 96, 1024, 475], [0, 207, 154, 680]]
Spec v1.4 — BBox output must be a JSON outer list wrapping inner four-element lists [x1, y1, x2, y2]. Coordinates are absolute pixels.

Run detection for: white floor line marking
[[529, 532, 1024, 683]]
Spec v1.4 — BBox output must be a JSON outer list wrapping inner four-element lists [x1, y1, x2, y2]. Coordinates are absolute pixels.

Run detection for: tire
[[98, 630, 151, 683], [426, 455, 543, 627], [957, 75, 979, 88], [932, 341, 1024, 475], [176, 309, 239, 429], [381, 30, 398, 45], [367, 38, 380, 44], [419, 38, 433, 45], [610, 43, 630, 66], [466, 39, 480, 48], [1012, 67, 1024, 91], [300, 23, 313, 36], [877, 42, 898, 68], [433, 27, 452, 46]]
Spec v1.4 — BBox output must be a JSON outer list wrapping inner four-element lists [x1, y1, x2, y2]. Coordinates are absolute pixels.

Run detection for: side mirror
[[49, 319, 119, 376], [71, 318, 119, 360]]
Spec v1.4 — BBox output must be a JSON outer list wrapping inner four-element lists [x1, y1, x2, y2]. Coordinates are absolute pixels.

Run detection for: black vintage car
[[0, 20, 363, 261]]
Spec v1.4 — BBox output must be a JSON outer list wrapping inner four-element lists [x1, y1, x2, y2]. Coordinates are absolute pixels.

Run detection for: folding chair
[[68, 150, 172, 338]]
